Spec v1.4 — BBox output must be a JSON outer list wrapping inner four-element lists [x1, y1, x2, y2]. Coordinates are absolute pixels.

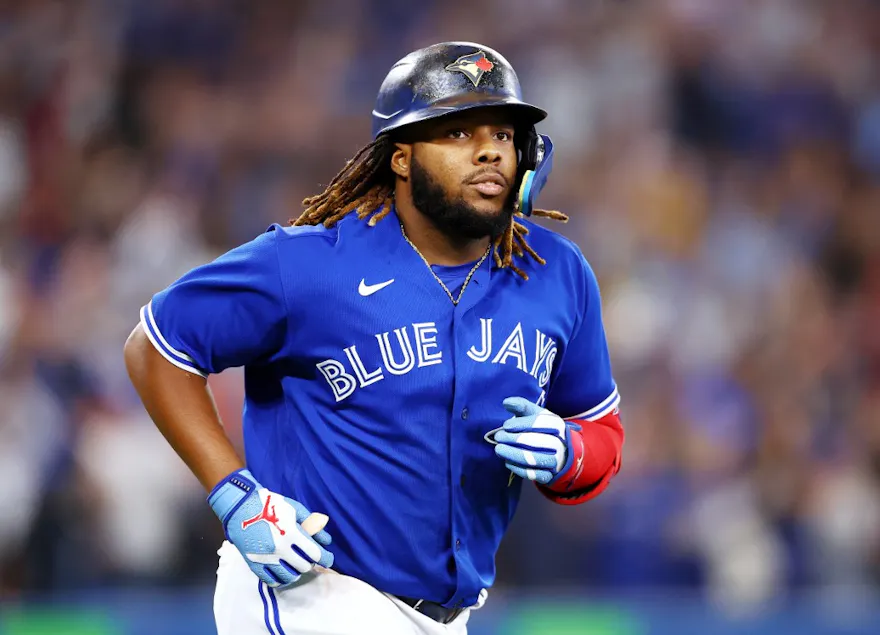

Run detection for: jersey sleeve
[[139, 228, 288, 377], [545, 251, 619, 421]]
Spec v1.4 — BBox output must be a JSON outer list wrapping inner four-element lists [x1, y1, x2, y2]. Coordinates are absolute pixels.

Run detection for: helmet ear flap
[[514, 127, 554, 217]]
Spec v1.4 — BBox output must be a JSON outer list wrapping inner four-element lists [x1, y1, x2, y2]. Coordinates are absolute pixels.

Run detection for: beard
[[410, 155, 514, 242]]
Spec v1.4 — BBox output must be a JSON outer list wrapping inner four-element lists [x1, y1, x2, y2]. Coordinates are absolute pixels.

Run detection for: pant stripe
[[268, 585, 288, 635], [258, 581, 277, 635]]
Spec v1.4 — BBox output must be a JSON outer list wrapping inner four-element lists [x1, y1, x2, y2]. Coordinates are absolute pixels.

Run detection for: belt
[[394, 595, 465, 625]]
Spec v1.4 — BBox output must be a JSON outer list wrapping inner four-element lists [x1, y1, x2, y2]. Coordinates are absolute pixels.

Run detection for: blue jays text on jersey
[[139, 207, 620, 609], [316, 317, 559, 405]]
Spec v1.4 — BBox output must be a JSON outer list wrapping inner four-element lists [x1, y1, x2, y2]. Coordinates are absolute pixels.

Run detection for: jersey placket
[[445, 262, 492, 607]]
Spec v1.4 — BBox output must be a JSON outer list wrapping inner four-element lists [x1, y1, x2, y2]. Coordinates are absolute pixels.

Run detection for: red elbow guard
[[539, 408, 624, 505]]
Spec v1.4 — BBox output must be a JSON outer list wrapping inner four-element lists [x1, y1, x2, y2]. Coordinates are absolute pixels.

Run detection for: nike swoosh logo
[[358, 278, 395, 296]]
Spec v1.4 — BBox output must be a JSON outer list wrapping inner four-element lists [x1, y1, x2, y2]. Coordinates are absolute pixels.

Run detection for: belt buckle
[[405, 596, 463, 625]]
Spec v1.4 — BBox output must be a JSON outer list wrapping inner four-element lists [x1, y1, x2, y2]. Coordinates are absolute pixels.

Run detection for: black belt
[[394, 595, 465, 625]]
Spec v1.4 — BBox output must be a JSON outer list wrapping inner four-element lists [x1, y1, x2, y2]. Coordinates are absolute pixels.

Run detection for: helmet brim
[[375, 97, 547, 139]]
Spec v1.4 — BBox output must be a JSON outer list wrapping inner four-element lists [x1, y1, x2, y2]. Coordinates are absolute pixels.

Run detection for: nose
[[473, 130, 502, 165]]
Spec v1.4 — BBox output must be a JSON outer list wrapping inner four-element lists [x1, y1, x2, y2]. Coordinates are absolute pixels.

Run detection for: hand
[[208, 469, 334, 588], [492, 397, 580, 485]]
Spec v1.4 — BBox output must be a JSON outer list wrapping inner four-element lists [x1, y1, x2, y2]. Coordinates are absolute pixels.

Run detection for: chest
[[286, 262, 575, 409]]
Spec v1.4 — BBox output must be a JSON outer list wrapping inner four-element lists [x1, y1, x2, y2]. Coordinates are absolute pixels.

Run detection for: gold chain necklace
[[400, 223, 491, 306]]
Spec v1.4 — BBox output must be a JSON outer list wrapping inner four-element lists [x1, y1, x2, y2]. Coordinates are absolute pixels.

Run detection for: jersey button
[[460, 475, 466, 487], [455, 539, 462, 551], [461, 407, 469, 420]]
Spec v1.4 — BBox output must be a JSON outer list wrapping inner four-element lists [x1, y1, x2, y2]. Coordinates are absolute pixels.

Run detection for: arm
[[494, 249, 624, 505], [539, 403, 623, 505], [494, 397, 623, 505], [124, 227, 333, 587], [540, 253, 623, 504], [123, 323, 242, 492], [124, 230, 287, 489]]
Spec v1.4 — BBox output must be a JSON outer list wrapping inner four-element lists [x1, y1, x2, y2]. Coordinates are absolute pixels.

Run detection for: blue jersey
[[140, 208, 619, 608]]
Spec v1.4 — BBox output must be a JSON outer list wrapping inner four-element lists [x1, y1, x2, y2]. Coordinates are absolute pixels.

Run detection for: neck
[[394, 197, 490, 266]]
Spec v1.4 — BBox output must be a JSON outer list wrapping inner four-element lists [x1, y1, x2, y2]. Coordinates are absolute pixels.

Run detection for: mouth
[[467, 172, 507, 197]]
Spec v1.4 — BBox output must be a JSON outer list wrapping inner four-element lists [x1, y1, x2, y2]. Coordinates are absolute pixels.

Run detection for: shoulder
[[264, 219, 344, 263], [270, 221, 340, 245], [215, 222, 338, 271]]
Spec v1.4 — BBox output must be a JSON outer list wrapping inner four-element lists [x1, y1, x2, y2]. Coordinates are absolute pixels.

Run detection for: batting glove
[[492, 397, 580, 485], [208, 469, 334, 588]]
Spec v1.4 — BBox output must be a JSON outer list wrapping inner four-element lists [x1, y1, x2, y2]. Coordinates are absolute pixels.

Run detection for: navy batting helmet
[[371, 42, 555, 217], [371, 42, 546, 138]]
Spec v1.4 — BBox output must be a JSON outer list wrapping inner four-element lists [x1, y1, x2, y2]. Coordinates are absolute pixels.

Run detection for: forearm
[[123, 323, 244, 492], [540, 408, 624, 505]]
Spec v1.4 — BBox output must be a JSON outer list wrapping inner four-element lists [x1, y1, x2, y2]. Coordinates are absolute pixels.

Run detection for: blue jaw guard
[[515, 134, 554, 217]]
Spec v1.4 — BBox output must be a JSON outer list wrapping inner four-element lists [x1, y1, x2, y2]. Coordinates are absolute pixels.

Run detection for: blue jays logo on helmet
[[445, 50, 495, 87]]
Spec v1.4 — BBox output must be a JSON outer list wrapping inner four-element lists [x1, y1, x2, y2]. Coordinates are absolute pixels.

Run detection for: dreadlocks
[[291, 135, 568, 280]]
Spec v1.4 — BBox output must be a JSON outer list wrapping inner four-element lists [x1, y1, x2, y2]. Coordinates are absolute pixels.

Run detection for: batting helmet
[[371, 42, 555, 216]]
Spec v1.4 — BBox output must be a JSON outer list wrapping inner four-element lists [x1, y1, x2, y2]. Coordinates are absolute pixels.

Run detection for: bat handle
[[300, 512, 329, 536]]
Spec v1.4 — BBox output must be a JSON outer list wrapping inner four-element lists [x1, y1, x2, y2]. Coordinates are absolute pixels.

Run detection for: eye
[[495, 131, 513, 142], [447, 129, 469, 139]]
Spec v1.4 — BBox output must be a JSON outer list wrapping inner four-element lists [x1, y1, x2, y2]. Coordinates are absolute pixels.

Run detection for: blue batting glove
[[208, 469, 334, 588], [493, 397, 580, 485]]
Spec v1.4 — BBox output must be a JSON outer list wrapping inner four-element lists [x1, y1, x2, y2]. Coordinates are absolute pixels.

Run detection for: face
[[393, 108, 519, 241]]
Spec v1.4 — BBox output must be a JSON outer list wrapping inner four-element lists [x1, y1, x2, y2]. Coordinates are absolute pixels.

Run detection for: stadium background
[[1, 0, 880, 633]]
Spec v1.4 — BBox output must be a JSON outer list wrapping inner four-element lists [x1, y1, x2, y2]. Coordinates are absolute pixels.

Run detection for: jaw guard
[[515, 133, 554, 217]]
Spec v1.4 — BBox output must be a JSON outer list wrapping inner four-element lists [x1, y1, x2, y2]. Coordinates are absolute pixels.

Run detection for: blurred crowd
[[1, 0, 879, 614]]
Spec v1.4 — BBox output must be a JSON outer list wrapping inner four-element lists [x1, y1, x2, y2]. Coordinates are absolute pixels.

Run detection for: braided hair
[[291, 135, 567, 280]]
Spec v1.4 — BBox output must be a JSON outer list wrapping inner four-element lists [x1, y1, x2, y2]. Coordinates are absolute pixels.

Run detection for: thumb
[[503, 396, 542, 417]]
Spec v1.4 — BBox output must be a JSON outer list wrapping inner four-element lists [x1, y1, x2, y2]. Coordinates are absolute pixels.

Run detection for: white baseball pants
[[213, 541, 471, 635]]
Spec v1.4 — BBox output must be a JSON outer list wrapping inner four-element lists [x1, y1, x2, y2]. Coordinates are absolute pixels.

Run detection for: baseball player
[[124, 42, 624, 635]]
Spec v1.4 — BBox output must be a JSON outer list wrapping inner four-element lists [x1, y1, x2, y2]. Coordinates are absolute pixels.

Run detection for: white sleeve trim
[[145, 302, 196, 362], [139, 304, 208, 378], [568, 386, 620, 421]]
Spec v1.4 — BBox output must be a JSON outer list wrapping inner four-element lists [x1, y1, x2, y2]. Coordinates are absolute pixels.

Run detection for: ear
[[391, 143, 411, 179]]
